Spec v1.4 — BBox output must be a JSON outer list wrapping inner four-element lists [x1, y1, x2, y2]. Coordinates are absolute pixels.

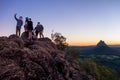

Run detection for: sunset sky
[[1, 0, 120, 46]]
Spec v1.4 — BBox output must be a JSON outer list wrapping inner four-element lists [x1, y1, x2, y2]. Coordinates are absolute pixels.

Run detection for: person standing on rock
[[14, 13, 23, 37], [34, 22, 44, 38], [24, 17, 29, 32], [27, 18, 33, 41]]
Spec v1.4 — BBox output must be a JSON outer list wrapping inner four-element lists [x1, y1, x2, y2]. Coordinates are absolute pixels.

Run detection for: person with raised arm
[[14, 13, 23, 36]]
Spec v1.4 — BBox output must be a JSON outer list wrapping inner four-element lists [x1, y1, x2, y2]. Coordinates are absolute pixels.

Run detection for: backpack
[[36, 24, 44, 32]]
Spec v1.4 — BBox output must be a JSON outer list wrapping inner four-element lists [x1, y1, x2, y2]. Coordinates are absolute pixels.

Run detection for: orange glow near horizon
[[67, 40, 120, 46], [68, 41, 97, 46]]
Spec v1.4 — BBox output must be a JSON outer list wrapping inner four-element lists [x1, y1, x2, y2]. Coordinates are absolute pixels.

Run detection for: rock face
[[0, 34, 95, 80]]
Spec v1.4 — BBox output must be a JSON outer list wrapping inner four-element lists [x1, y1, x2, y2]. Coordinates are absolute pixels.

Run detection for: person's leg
[[16, 26, 19, 36], [35, 31, 38, 38], [39, 32, 41, 38], [40, 31, 44, 38], [41, 31, 44, 38], [42, 33, 44, 38], [28, 31, 30, 39], [18, 27, 21, 37], [29, 31, 32, 40]]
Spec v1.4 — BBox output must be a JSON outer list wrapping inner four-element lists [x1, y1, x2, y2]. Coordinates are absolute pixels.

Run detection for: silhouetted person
[[26, 17, 29, 22], [14, 13, 23, 36], [34, 22, 44, 38], [24, 17, 29, 32], [27, 18, 33, 40]]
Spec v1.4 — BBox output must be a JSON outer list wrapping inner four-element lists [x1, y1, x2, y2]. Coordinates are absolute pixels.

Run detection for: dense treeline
[[66, 48, 119, 80], [78, 58, 119, 80]]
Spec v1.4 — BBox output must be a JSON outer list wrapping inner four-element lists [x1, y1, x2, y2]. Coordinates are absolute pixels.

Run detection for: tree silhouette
[[51, 32, 68, 51]]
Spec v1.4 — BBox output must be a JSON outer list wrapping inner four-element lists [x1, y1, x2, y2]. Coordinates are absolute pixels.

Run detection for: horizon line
[[69, 44, 120, 46]]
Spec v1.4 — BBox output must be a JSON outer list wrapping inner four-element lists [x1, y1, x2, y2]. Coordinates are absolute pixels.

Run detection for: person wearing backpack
[[14, 13, 23, 36], [34, 22, 44, 38]]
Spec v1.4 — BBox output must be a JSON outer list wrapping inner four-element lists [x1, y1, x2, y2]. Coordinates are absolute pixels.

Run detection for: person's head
[[26, 17, 28, 20], [25, 17, 29, 22], [19, 16, 22, 20], [26, 17, 28, 19], [29, 18, 31, 21], [37, 22, 40, 25]]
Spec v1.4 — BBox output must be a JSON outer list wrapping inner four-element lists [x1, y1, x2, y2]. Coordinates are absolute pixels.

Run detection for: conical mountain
[[93, 40, 120, 55], [95, 40, 108, 48], [95, 40, 110, 50]]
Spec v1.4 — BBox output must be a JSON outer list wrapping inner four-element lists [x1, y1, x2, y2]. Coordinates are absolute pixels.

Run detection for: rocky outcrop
[[0, 34, 95, 80]]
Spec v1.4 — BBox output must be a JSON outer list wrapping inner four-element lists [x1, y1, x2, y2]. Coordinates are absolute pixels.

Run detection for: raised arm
[[14, 13, 18, 21]]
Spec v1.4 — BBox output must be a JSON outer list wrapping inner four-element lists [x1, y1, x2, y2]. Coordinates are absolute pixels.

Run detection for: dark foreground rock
[[0, 34, 95, 80]]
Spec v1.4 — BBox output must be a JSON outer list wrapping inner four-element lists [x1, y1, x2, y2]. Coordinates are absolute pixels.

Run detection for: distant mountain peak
[[93, 40, 119, 55], [96, 40, 108, 48]]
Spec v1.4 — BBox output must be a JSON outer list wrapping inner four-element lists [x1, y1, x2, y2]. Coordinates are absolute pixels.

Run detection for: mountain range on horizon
[[92, 40, 120, 55], [72, 40, 120, 57], [81, 40, 120, 56], [71, 40, 120, 48]]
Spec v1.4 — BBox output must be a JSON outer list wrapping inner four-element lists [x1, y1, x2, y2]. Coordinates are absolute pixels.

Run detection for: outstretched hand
[[14, 13, 17, 15]]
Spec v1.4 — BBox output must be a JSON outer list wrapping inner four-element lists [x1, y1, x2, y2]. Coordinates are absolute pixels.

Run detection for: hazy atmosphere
[[1, 0, 120, 46]]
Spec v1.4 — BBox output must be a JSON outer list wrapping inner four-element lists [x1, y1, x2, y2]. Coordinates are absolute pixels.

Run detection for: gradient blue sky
[[1, 0, 120, 46]]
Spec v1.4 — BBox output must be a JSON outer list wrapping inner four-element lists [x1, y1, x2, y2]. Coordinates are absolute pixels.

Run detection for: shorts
[[16, 26, 21, 30]]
